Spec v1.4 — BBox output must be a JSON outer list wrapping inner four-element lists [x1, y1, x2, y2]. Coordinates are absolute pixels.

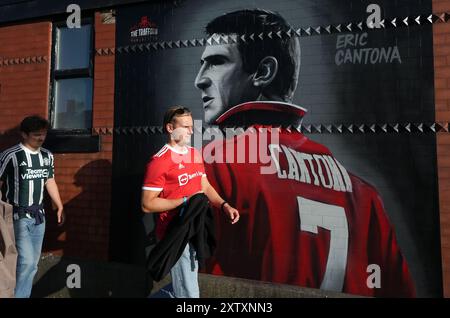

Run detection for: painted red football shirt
[[143, 144, 206, 239], [204, 101, 415, 297]]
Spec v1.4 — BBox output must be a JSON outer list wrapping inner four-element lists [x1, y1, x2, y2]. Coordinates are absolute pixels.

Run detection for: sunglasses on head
[[169, 107, 191, 122]]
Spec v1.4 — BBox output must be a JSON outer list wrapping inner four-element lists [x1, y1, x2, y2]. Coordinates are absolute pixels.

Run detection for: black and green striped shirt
[[0, 143, 54, 207]]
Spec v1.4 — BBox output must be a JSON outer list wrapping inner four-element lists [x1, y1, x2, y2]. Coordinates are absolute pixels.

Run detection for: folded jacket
[[147, 193, 216, 281]]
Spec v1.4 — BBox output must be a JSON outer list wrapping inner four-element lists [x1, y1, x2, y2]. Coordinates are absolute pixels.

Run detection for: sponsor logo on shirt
[[178, 171, 204, 186], [20, 161, 27, 167], [21, 168, 49, 180], [178, 173, 189, 186]]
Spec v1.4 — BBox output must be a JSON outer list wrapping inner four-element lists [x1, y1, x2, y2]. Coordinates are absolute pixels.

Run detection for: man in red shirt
[[194, 9, 415, 297], [141, 106, 239, 298]]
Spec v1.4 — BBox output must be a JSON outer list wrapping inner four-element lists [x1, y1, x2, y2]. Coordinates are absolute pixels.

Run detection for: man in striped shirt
[[0, 116, 64, 298]]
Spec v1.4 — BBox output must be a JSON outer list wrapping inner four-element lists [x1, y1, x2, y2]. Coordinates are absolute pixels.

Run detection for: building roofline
[[0, 0, 147, 25]]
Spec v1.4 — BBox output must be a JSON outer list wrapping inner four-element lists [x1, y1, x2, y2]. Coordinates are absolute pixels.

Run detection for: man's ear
[[166, 123, 173, 134], [252, 56, 278, 88], [20, 132, 28, 140]]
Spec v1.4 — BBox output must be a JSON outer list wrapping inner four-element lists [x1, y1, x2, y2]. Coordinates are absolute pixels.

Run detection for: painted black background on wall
[[110, 0, 441, 296]]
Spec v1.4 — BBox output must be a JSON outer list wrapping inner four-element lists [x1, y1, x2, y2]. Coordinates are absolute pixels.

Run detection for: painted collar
[[215, 101, 307, 124]]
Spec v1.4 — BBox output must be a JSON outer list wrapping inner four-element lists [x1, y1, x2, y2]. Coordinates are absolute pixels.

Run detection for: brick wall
[[434, 0, 450, 298], [0, 22, 51, 146], [0, 12, 116, 261], [45, 12, 115, 261]]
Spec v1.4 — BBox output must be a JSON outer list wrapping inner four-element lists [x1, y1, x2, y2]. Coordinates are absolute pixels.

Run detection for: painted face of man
[[22, 129, 47, 150], [168, 114, 194, 146], [195, 43, 259, 124]]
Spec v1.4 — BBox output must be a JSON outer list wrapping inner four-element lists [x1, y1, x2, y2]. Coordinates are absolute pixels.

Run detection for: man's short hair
[[205, 9, 300, 101], [163, 106, 192, 133], [20, 115, 50, 134]]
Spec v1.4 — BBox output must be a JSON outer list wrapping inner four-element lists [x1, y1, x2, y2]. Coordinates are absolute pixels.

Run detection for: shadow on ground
[[32, 254, 356, 298], [32, 254, 150, 298]]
